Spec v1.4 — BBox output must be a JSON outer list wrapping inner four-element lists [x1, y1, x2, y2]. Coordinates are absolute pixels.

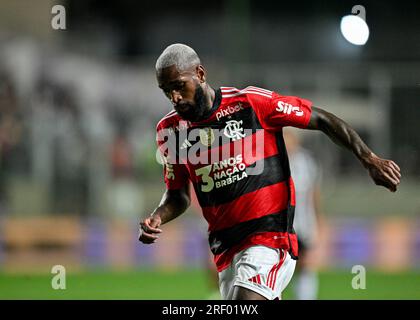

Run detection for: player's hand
[[139, 214, 162, 244], [365, 154, 401, 192]]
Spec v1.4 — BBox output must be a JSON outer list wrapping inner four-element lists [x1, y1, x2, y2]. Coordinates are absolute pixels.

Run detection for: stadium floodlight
[[340, 14, 370, 46]]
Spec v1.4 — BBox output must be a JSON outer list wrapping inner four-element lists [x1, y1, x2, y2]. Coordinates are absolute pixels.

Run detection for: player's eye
[[173, 82, 185, 91], [162, 82, 185, 99]]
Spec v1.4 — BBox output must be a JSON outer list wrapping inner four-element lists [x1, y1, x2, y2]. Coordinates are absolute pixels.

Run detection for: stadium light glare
[[340, 15, 369, 46]]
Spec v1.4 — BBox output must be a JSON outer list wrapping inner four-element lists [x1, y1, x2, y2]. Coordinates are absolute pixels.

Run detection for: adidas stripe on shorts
[[218, 245, 296, 300]]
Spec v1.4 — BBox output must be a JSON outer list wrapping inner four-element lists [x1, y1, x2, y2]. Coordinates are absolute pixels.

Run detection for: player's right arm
[[139, 184, 191, 244]]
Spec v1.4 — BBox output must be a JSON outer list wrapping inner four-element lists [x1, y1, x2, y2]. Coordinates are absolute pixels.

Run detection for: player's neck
[[204, 83, 215, 112]]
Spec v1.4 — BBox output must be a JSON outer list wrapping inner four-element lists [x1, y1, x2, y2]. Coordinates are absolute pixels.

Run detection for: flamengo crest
[[223, 120, 246, 141]]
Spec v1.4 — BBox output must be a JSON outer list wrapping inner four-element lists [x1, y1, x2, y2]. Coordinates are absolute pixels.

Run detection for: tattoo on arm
[[305, 106, 401, 192], [307, 106, 373, 167]]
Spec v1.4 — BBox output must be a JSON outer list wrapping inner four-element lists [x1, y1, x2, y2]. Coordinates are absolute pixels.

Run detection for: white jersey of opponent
[[289, 147, 319, 246]]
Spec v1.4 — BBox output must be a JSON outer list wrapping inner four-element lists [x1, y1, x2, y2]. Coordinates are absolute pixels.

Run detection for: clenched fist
[[139, 214, 162, 244], [365, 154, 401, 192]]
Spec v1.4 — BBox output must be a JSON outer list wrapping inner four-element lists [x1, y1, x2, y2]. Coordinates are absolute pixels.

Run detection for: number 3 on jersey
[[195, 165, 214, 192]]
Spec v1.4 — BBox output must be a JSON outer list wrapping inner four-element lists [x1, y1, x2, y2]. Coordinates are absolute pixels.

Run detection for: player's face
[[157, 65, 208, 122]]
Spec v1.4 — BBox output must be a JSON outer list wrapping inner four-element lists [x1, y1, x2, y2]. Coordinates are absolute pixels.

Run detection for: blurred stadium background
[[0, 0, 419, 299]]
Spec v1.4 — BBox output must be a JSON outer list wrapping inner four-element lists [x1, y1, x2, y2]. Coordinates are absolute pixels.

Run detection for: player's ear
[[196, 65, 206, 83]]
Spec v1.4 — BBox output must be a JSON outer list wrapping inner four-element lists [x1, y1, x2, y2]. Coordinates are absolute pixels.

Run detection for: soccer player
[[284, 128, 322, 300], [139, 44, 401, 300]]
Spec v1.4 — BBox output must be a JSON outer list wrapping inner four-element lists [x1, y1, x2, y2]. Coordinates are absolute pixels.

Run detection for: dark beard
[[174, 84, 209, 122]]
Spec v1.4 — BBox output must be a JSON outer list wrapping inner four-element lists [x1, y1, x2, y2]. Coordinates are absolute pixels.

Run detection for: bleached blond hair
[[155, 43, 200, 71]]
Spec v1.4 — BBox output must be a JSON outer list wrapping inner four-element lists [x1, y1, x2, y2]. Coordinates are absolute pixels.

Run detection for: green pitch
[[0, 268, 419, 300]]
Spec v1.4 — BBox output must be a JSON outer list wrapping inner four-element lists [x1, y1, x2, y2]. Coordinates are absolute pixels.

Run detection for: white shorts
[[218, 245, 296, 300]]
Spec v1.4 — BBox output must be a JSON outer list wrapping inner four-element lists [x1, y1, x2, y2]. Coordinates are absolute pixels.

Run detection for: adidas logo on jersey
[[180, 139, 192, 150]]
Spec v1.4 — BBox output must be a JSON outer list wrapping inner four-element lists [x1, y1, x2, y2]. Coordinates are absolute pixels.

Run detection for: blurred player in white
[[284, 128, 323, 300]]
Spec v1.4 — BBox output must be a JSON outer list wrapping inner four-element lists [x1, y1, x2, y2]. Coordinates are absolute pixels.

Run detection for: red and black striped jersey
[[156, 86, 312, 271]]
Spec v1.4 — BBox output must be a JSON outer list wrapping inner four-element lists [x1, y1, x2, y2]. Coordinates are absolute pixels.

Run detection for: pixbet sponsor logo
[[216, 103, 243, 121]]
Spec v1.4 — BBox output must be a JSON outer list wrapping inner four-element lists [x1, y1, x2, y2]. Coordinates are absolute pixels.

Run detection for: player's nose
[[170, 90, 182, 105]]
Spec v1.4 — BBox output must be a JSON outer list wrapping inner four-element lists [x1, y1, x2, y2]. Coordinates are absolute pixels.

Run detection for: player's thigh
[[276, 250, 297, 297], [296, 239, 316, 271], [218, 265, 235, 300], [231, 285, 267, 300]]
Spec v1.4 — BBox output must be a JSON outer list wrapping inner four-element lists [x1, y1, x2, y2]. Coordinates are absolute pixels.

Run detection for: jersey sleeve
[[249, 89, 313, 131], [156, 124, 190, 190]]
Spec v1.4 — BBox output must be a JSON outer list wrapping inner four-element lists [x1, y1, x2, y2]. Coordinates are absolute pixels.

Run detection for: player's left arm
[[306, 106, 401, 192]]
